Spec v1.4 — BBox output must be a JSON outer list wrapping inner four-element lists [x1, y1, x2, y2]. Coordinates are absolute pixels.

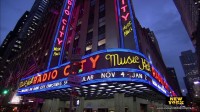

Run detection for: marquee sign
[[17, 49, 175, 96], [48, 0, 76, 68], [116, 0, 139, 50]]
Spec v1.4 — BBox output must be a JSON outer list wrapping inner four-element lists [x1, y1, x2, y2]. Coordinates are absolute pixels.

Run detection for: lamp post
[[69, 54, 82, 112]]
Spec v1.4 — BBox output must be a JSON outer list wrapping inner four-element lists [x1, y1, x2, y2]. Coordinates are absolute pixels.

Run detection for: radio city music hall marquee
[[18, 49, 175, 96]]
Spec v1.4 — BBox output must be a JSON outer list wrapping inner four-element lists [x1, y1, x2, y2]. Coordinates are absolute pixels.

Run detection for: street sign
[[68, 75, 82, 87]]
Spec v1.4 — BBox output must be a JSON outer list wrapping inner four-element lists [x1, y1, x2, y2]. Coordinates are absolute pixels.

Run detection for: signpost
[[69, 54, 82, 112], [68, 75, 82, 87]]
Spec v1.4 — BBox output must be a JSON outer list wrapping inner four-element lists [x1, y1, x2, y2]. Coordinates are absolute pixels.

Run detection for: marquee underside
[[21, 81, 167, 102]]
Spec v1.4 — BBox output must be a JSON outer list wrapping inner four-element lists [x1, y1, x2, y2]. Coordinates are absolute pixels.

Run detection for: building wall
[[180, 50, 200, 101], [173, 0, 199, 45], [41, 96, 172, 112], [167, 67, 182, 96]]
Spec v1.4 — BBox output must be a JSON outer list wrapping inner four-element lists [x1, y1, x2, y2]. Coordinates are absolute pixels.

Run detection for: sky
[[133, 0, 195, 94], [0, 0, 195, 95], [0, 0, 35, 44]]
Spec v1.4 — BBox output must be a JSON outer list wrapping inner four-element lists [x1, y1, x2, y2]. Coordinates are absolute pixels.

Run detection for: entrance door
[[83, 108, 92, 112], [140, 104, 147, 112], [98, 108, 108, 112], [64, 108, 69, 112]]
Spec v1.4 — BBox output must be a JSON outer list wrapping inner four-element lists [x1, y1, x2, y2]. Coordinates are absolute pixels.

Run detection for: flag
[[22, 55, 39, 78], [9, 63, 22, 86], [5, 70, 13, 87]]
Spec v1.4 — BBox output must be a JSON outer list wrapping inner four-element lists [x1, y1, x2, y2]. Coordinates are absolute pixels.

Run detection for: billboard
[[18, 49, 175, 97]]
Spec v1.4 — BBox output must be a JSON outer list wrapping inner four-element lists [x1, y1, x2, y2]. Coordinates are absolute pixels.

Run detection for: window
[[85, 44, 92, 55], [86, 32, 93, 41], [85, 49, 92, 55], [90, 0, 96, 6], [98, 44, 105, 50], [86, 45, 92, 51], [98, 25, 105, 35], [99, 4, 105, 12], [99, 0, 105, 18], [98, 39, 106, 50], [99, 17, 105, 27]]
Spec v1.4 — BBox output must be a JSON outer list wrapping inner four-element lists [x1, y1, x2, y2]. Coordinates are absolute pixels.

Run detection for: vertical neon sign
[[116, 0, 139, 50], [48, 0, 76, 69]]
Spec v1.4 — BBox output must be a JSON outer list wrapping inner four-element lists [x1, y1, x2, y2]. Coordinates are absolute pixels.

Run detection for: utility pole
[[69, 54, 82, 112]]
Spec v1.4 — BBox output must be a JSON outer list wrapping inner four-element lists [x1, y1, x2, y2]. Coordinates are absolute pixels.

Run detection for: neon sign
[[167, 97, 185, 105], [116, 0, 139, 50], [18, 49, 175, 96], [48, 0, 76, 68]]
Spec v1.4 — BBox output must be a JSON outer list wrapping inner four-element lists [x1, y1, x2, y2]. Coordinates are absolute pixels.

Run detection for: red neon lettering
[[62, 25, 65, 31], [152, 68, 156, 77], [68, 0, 72, 5], [121, 0, 125, 5], [48, 72, 51, 80], [121, 13, 130, 21], [33, 76, 38, 84], [65, 10, 70, 15], [59, 31, 64, 37], [57, 38, 63, 45], [64, 65, 70, 76], [121, 5, 128, 12], [37, 75, 42, 83], [62, 19, 67, 25], [42, 73, 47, 82], [51, 70, 58, 79], [90, 55, 100, 69]]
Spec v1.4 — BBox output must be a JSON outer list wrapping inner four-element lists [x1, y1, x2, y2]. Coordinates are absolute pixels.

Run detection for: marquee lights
[[18, 49, 176, 97]]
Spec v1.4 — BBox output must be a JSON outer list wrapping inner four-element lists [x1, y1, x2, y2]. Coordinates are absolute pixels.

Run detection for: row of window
[[85, 0, 106, 55]]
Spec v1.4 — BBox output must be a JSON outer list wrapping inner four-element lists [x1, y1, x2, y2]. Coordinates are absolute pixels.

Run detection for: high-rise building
[[173, 0, 199, 46], [174, 0, 200, 79], [179, 50, 200, 103], [180, 50, 198, 76], [166, 67, 182, 96], [0, 11, 29, 86], [1, 0, 180, 111]]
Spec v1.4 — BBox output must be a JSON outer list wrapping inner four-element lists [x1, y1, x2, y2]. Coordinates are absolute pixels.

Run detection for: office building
[[166, 67, 182, 96], [174, 0, 200, 78], [180, 50, 200, 104], [0, 11, 29, 87], [173, 0, 199, 46]]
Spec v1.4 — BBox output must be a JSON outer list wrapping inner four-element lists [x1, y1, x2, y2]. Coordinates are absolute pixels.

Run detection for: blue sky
[[0, 0, 195, 95], [133, 0, 195, 94], [0, 0, 35, 44]]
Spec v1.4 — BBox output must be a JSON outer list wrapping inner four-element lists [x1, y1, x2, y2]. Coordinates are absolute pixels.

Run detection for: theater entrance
[[83, 108, 93, 112], [98, 108, 108, 112]]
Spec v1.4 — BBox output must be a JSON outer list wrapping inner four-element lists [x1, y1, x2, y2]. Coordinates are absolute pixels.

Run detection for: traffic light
[[2, 89, 9, 95], [72, 62, 82, 74]]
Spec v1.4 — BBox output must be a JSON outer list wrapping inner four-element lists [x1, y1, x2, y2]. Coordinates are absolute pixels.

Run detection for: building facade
[[0, 11, 30, 88], [173, 0, 199, 46], [179, 50, 200, 104], [174, 0, 200, 81], [166, 68, 182, 96], [1, 0, 181, 111]]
